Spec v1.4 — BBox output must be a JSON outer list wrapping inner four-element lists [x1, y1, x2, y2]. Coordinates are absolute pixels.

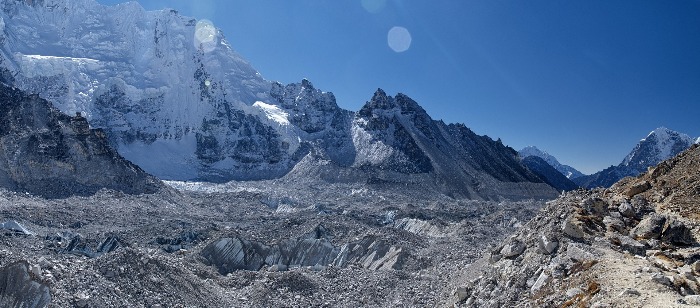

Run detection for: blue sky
[[98, 0, 700, 174]]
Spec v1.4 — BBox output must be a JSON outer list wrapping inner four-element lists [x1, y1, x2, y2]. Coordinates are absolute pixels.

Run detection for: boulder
[[0, 261, 52, 307], [631, 214, 666, 240], [625, 181, 651, 197], [661, 218, 695, 245]]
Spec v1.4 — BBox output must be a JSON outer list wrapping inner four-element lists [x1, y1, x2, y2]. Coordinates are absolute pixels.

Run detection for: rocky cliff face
[[0, 83, 162, 198], [574, 127, 696, 189], [451, 145, 700, 307]]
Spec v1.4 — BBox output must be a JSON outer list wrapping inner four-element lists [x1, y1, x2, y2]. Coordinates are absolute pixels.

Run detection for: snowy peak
[[574, 127, 695, 189], [621, 127, 695, 173], [518, 146, 584, 179]]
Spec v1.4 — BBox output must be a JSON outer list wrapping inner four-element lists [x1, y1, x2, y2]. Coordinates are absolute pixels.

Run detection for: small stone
[[618, 202, 636, 218], [530, 272, 551, 294], [538, 236, 558, 255], [685, 295, 700, 305], [651, 273, 672, 286], [29, 264, 41, 277], [625, 181, 651, 197], [562, 219, 585, 239], [618, 288, 641, 296], [566, 287, 583, 297], [692, 261, 700, 274], [453, 287, 470, 302], [500, 240, 526, 258]]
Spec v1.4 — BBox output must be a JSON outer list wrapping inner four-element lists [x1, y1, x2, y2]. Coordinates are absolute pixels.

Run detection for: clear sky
[[97, 0, 700, 174]]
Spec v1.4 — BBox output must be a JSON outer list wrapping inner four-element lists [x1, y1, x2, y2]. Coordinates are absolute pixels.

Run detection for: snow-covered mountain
[[518, 146, 585, 179], [0, 0, 557, 199], [574, 127, 696, 188]]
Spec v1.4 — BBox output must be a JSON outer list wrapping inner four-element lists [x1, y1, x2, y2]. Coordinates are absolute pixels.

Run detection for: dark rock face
[[270, 80, 355, 167], [352, 90, 554, 199], [0, 83, 162, 198], [0, 261, 51, 308], [522, 155, 579, 192]]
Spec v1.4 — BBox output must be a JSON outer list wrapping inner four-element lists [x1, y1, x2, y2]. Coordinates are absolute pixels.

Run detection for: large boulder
[[631, 214, 666, 240], [0, 261, 51, 308]]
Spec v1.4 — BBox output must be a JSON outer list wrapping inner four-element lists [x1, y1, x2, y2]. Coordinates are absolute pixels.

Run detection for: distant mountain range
[[0, 0, 556, 200], [574, 127, 697, 188], [518, 146, 585, 179], [520, 127, 698, 190]]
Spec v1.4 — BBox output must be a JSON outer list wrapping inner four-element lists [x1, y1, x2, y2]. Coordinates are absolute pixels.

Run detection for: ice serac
[[574, 127, 695, 189], [0, 83, 162, 198], [348, 89, 557, 200], [519, 146, 584, 179]]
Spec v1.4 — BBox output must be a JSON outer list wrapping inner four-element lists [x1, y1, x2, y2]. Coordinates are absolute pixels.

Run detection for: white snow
[[253, 101, 290, 125]]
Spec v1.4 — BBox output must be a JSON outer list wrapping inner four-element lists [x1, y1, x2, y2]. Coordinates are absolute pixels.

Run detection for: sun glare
[[194, 19, 218, 53], [387, 26, 412, 53]]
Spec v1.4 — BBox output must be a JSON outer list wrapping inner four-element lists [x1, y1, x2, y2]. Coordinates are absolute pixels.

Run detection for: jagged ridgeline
[[0, 0, 556, 200], [0, 83, 162, 198]]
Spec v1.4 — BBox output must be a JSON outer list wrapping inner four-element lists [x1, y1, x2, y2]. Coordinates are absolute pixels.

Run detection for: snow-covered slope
[[518, 146, 585, 179], [574, 127, 696, 188], [0, 0, 303, 181]]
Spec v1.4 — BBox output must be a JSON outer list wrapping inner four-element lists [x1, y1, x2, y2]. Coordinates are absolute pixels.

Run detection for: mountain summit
[[574, 127, 696, 188]]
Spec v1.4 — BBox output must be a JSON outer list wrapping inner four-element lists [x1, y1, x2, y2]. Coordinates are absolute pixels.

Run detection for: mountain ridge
[[518, 146, 585, 179], [0, 0, 557, 200]]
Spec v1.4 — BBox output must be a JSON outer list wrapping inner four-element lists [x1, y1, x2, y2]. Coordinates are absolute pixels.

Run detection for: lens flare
[[387, 26, 412, 53], [194, 19, 217, 53], [361, 0, 386, 13]]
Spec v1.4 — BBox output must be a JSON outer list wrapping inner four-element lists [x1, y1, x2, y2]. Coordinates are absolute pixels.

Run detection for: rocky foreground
[[0, 179, 546, 307], [454, 145, 700, 307]]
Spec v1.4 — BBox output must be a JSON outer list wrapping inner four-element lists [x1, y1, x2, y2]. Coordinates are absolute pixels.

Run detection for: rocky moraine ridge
[[453, 144, 700, 307]]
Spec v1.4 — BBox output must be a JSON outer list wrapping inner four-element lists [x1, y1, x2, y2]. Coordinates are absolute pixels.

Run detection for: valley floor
[[0, 182, 546, 307]]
